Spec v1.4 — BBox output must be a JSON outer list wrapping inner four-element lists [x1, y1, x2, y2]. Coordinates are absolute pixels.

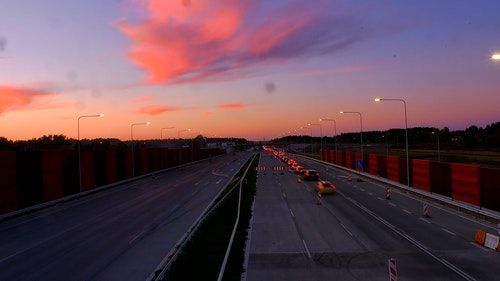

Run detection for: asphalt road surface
[[245, 151, 499, 281], [0, 151, 253, 281]]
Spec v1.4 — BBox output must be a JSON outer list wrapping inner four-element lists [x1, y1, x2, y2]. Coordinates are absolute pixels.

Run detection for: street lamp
[[296, 128, 306, 153], [320, 118, 337, 164], [161, 126, 175, 139], [375, 98, 409, 186], [78, 114, 104, 192], [308, 123, 322, 156], [340, 111, 363, 172], [381, 135, 389, 156], [301, 126, 313, 154], [190, 131, 201, 161], [492, 53, 500, 60], [160, 126, 175, 169], [178, 129, 190, 166], [131, 122, 150, 177], [432, 131, 441, 162]]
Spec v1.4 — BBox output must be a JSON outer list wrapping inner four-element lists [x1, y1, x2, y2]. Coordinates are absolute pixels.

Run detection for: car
[[304, 169, 319, 180], [316, 180, 336, 194], [295, 166, 306, 174]]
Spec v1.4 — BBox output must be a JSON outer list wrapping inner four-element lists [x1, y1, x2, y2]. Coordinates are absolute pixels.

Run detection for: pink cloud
[[129, 94, 155, 103], [203, 111, 213, 116], [0, 85, 57, 114], [217, 103, 245, 110], [116, 1, 357, 84], [134, 104, 178, 115]]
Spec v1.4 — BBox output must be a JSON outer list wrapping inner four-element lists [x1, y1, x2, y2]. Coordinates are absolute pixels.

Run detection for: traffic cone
[[386, 187, 391, 200], [317, 191, 322, 205], [297, 175, 301, 183], [423, 202, 430, 218]]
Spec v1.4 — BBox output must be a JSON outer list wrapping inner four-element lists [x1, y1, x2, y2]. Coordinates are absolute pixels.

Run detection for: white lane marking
[[470, 241, 490, 251], [389, 203, 397, 207], [403, 209, 412, 214], [129, 230, 147, 244], [195, 181, 201, 186], [340, 223, 354, 237], [368, 192, 373, 196], [289, 209, 295, 217], [302, 239, 312, 259], [216, 179, 222, 184], [441, 228, 456, 236], [377, 197, 384, 200], [420, 217, 431, 224], [282, 192, 287, 199]]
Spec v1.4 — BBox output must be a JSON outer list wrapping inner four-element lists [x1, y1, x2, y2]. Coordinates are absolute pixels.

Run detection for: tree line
[[274, 122, 500, 151]]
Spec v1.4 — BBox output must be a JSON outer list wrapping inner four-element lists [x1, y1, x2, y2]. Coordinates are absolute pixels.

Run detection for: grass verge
[[161, 153, 259, 280]]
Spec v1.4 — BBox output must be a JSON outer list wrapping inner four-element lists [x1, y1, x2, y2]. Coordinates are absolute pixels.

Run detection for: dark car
[[304, 169, 319, 180]]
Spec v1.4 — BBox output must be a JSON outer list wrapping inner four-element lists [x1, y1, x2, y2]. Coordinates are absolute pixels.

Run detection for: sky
[[1, 0, 499, 141]]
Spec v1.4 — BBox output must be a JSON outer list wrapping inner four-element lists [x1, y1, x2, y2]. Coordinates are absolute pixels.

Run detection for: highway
[[0, 151, 252, 281], [245, 151, 500, 281]]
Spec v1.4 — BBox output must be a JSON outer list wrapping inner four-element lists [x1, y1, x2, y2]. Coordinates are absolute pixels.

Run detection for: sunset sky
[[1, 0, 499, 141]]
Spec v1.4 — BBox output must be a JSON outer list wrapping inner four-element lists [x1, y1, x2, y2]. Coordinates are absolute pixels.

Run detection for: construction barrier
[[388, 258, 397, 281], [423, 203, 430, 218], [484, 233, 500, 251], [474, 229, 487, 245]]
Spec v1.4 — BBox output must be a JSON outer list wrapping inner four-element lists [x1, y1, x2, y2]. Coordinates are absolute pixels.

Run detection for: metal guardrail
[[217, 153, 257, 281], [295, 154, 500, 222]]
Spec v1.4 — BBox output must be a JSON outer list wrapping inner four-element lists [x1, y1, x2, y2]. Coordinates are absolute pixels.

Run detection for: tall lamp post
[[375, 98, 409, 186], [320, 118, 337, 164], [296, 128, 306, 153], [308, 123, 322, 156], [131, 122, 150, 177], [178, 129, 190, 166], [161, 126, 175, 139], [190, 131, 201, 162], [340, 111, 363, 172], [432, 131, 441, 162], [78, 114, 104, 192], [160, 126, 175, 169], [301, 126, 313, 154]]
